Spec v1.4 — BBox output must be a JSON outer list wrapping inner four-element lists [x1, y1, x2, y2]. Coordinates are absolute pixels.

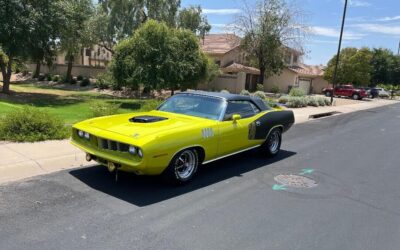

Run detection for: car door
[[217, 100, 261, 157]]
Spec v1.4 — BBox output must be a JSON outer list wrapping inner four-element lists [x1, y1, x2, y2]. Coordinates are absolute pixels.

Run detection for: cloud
[[377, 15, 400, 22], [355, 23, 400, 35], [203, 9, 241, 15], [344, 0, 371, 7], [311, 26, 365, 40]]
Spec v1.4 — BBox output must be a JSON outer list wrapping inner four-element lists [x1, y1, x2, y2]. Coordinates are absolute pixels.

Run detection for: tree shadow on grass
[[69, 149, 296, 207], [0, 91, 85, 108]]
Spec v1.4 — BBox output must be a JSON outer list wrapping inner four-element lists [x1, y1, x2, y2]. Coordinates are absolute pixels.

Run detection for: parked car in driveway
[[323, 85, 367, 100], [370, 88, 390, 98]]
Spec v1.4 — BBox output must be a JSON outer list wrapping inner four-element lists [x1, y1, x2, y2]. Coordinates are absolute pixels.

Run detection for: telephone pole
[[331, 0, 348, 104]]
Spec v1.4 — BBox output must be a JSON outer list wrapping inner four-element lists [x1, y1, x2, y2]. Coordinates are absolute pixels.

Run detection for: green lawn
[[0, 83, 163, 124]]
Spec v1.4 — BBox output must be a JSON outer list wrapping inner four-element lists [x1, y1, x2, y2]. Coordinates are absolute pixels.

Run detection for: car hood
[[80, 110, 207, 140]]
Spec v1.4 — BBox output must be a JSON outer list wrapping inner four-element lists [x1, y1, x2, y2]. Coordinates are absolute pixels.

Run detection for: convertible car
[[71, 91, 295, 184]]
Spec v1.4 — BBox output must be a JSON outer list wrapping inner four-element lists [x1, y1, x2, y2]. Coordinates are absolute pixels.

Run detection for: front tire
[[162, 149, 199, 185], [325, 91, 332, 97], [352, 93, 360, 100], [261, 128, 282, 157]]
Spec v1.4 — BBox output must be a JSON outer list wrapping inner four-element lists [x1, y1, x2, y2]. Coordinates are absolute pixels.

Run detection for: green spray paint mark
[[300, 169, 314, 175], [272, 184, 287, 191]]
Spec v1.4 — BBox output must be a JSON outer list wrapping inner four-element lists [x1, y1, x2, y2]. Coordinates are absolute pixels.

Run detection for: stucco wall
[[312, 77, 330, 94], [27, 63, 106, 78], [221, 47, 244, 67], [264, 68, 297, 93], [200, 72, 246, 94]]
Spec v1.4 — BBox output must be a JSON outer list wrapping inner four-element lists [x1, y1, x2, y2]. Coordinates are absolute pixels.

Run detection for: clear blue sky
[[182, 0, 400, 65]]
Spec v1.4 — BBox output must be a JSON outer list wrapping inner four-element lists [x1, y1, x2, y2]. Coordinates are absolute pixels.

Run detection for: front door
[[298, 78, 311, 94], [217, 100, 261, 156]]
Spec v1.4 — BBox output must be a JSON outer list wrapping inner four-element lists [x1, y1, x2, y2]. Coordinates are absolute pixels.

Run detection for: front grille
[[99, 138, 130, 153]]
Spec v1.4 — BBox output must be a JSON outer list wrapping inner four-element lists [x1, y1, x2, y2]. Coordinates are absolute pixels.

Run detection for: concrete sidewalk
[[0, 98, 398, 185]]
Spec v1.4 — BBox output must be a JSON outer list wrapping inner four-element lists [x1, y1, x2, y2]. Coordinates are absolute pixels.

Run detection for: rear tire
[[162, 149, 199, 185], [261, 128, 282, 157], [352, 93, 360, 100]]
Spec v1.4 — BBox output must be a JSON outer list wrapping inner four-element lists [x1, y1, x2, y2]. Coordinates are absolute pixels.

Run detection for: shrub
[[324, 97, 332, 106], [0, 107, 69, 142], [252, 91, 266, 100], [38, 74, 46, 81], [278, 95, 289, 104], [90, 102, 120, 117], [271, 85, 280, 94], [240, 89, 250, 96], [70, 78, 77, 85], [80, 78, 91, 87], [220, 90, 230, 94], [46, 74, 52, 81], [140, 99, 163, 111], [286, 97, 308, 108], [289, 87, 306, 97], [77, 75, 84, 81], [256, 84, 264, 91], [95, 72, 114, 89], [52, 75, 59, 82], [316, 97, 326, 106], [306, 96, 319, 107]]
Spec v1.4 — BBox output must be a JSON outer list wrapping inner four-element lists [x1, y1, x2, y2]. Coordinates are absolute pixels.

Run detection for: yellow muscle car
[[71, 91, 294, 184]]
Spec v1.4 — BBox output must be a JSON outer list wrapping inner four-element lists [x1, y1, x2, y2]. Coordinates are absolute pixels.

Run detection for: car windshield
[[157, 94, 225, 120]]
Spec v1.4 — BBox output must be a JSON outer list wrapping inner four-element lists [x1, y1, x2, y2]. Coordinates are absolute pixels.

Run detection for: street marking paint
[[272, 184, 287, 191], [300, 169, 314, 175]]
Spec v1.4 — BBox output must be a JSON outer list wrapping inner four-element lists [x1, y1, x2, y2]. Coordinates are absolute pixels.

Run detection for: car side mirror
[[232, 114, 241, 122]]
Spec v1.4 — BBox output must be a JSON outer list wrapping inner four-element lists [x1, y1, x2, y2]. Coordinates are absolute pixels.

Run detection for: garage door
[[298, 79, 311, 94]]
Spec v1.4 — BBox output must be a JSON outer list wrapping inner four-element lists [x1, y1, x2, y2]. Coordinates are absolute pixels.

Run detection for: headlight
[[84, 132, 90, 140], [128, 146, 136, 155], [138, 148, 143, 158], [78, 130, 84, 137]]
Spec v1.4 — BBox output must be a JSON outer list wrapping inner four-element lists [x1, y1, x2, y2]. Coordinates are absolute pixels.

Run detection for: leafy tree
[[59, 0, 95, 82], [92, 0, 181, 54], [0, 0, 34, 93], [371, 48, 400, 86], [234, 0, 307, 84], [178, 6, 211, 39], [111, 20, 209, 94], [324, 47, 372, 86]]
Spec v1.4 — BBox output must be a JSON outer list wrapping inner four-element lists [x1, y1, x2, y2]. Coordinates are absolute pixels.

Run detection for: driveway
[[1, 103, 400, 250]]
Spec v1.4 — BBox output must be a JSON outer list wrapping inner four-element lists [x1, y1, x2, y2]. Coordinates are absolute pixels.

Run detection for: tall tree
[[234, 0, 307, 84], [59, 0, 95, 82], [92, 0, 181, 54], [0, 0, 34, 93], [178, 6, 211, 39], [111, 20, 210, 94], [324, 47, 373, 86]]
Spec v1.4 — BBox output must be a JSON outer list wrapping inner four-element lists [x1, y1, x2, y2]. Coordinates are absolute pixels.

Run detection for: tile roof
[[200, 34, 242, 55], [221, 63, 260, 75], [287, 63, 325, 77]]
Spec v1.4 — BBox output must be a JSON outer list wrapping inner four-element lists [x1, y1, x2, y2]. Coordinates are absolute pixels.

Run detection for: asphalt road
[[1, 103, 400, 250]]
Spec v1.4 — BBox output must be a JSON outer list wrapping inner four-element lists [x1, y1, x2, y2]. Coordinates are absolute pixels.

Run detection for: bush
[[286, 97, 308, 108], [306, 96, 319, 107], [140, 100, 163, 111], [95, 72, 114, 89], [324, 97, 332, 106], [220, 90, 230, 94], [278, 95, 289, 104], [52, 75, 59, 82], [0, 107, 69, 142], [252, 91, 266, 100], [271, 85, 280, 94], [90, 102, 120, 117], [316, 97, 326, 106], [77, 75, 84, 81], [38, 74, 46, 81], [289, 87, 306, 97], [80, 78, 91, 87], [70, 78, 77, 85], [256, 84, 264, 91], [46, 74, 52, 81], [240, 89, 250, 96]]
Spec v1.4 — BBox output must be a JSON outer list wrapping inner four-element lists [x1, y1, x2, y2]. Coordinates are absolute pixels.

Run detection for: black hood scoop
[[129, 115, 168, 123]]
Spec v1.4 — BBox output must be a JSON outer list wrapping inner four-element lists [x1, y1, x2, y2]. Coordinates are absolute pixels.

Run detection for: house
[[198, 34, 260, 93], [264, 61, 329, 94]]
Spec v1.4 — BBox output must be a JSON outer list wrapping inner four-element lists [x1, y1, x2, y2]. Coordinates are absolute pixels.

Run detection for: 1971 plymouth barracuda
[[71, 91, 295, 184]]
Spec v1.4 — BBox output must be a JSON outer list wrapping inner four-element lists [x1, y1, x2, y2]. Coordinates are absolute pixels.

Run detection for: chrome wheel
[[174, 150, 197, 180], [268, 130, 280, 154], [353, 94, 359, 100]]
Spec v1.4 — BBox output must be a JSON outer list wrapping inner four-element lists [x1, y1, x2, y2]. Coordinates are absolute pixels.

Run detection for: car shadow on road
[[69, 149, 296, 207]]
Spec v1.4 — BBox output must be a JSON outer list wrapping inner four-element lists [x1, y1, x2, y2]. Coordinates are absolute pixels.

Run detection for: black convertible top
[[177, 91, 270, 111]]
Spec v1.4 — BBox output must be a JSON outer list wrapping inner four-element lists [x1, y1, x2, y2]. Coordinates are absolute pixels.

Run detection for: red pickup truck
[[322, 85, 367, 100]]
